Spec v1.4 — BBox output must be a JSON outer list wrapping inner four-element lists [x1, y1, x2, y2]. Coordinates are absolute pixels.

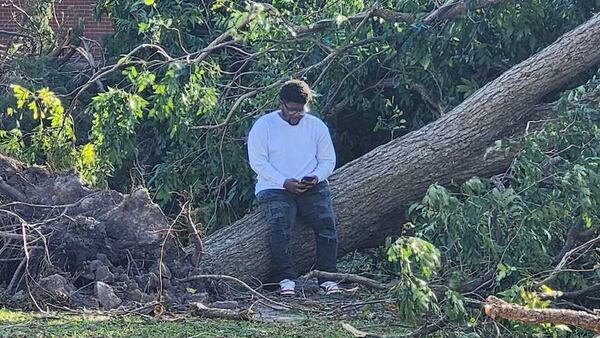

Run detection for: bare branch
[[410, 83, 444, 115], [182, 199, 204, 265], [65, 2, 274, 112], [423, 0, 508, 24], [303, 270, 390, 290], [536, 234, 600, 288], [191, 36, 384, 129], [178, 274, 292, 310], [0, 29, 33, 39], [293, 5, 414, 36], [294, 0, 508, 36], [540, 283, 600, 301]]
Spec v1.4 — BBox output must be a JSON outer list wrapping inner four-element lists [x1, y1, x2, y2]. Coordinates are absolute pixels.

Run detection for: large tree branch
[[293, 0, 509, 36], [484, 296, 600, 334], [292, 6, 414, 36], [0, 29, 33, 39]]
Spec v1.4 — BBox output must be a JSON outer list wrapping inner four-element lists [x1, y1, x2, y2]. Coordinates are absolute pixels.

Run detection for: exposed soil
[[0, 155, 208, 311]]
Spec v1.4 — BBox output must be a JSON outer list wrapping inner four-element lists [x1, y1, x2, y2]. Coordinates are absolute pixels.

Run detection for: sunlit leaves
[[0, 85, 83, 173], [12, 84, 30, 109], [387, 236, 441, 323], [388, 236, 440, 279], [80, 143, 96, 166]]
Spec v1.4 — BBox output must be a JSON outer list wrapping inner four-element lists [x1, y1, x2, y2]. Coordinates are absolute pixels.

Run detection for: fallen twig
[[181, 199, 204, 265], [303, 270, 390, 290], [178, 274, 291, 310], [341, 322, 385, 338], [340, 298, 395, 310], [190, 302, 253, 320], [535, 234, 600, 288], [404, 317, 448, 337]]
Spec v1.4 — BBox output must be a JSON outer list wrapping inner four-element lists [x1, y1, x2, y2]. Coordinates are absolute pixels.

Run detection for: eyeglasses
[[282, 101, 306, 116]]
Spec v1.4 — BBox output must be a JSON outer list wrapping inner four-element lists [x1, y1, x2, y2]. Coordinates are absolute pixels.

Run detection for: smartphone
[[301, 176, 316, 184]]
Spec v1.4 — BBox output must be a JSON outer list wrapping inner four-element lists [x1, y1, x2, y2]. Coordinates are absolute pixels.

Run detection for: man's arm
[[307, 122, 336, 182], [247, 120, 287, 188]]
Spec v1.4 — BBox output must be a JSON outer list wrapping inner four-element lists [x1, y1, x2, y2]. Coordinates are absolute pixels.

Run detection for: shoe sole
[[281, 289, 295, 296]]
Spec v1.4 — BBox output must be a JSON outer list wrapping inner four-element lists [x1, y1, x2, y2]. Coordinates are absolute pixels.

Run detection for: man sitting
[[247, 79, 340, 296]]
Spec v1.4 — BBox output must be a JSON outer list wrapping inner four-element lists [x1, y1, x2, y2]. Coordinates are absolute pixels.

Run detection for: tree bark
[[484, 296, 600, 334], [197, 14, 600, 282]]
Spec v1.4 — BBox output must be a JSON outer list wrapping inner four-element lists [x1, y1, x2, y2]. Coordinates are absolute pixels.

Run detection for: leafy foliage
[[0, 85, 95, 174], [397, 74, 600, 336], [387, 236, 440, 323], [2, 0, 599, 231], [83, 0, 599, 231]]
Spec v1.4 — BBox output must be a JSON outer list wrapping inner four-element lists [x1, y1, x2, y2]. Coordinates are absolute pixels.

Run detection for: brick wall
[[0, 0, 113, 43]]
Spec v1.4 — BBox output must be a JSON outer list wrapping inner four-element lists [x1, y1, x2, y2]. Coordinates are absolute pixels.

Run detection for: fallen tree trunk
[[197, 14, 600, 282], [484, 296, 600, 334]]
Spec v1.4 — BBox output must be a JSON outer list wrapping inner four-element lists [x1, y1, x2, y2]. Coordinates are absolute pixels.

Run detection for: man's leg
[[257, 189, 298, 283], [297, 182, 338, 285]]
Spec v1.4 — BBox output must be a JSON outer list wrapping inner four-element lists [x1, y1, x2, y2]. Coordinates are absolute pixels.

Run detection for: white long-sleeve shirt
[[247, 110, 336, 194]]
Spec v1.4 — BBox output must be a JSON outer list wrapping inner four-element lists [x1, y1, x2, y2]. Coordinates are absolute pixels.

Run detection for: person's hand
[[284, 178, 308, 194], [301, 175, 318, 189]]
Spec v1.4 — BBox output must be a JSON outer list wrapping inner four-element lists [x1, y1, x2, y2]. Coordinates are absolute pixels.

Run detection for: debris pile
[[0, 155, 205, 310]]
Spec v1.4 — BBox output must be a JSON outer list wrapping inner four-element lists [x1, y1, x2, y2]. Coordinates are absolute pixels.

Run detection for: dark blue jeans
[[257, 182, 338, 284]]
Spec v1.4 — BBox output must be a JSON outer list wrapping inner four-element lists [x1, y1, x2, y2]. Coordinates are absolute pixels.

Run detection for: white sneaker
[[279, 279, 295, 296], [320, 281, 341, 295]]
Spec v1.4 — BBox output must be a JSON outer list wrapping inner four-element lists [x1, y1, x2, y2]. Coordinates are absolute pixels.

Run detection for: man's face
[[281, 101, 306, 126]]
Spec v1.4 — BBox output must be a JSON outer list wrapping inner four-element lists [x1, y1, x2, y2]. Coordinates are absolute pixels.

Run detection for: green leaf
[[335, 14, 348, 26], [554, 325, 572, 332], [419, 54, 431, 70]]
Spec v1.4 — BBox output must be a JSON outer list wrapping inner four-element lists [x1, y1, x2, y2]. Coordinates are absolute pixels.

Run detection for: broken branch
[[303, 270, 390, 290], [484, 295, 600, 334]]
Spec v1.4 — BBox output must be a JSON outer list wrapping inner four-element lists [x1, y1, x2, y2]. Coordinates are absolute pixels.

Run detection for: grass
[[0, 308, 404, 338]]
